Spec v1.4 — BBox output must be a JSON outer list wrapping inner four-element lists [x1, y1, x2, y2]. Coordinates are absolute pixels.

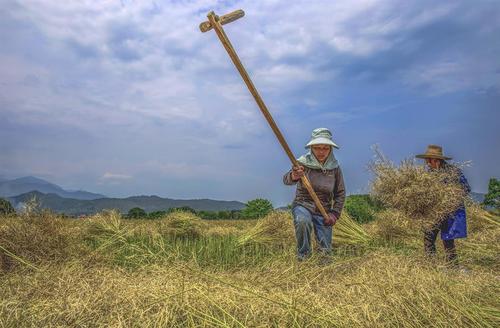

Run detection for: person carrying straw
[[416, 145, 471, 267]]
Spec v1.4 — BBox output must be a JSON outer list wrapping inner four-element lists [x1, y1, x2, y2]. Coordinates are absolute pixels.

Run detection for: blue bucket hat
[[305, 128, 339, 149]]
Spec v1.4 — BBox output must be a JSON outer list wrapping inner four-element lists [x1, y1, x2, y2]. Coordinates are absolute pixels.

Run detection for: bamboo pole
[[202, 10, 331, 221]]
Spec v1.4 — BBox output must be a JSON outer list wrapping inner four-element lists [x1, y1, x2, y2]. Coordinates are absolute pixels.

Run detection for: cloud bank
[[1, 0, 499, 204]]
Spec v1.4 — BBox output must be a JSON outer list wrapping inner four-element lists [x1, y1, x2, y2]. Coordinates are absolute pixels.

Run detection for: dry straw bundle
[[84, 210, 137, 260], [0, 210, 76, 272], [371, 209, 417, 243], [461, 205, 500, 270], [158, 211, 206, 238], [467, 203, 500, 231], [86, 210, 125, 238], [237, 211, 293, 248], [370, 148, 468, 230], [237, 210, 371, 248], [334, 212, 371, 245]]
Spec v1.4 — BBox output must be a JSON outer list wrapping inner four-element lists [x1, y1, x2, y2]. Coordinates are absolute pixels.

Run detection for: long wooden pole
[[205, 11, 330, 221]]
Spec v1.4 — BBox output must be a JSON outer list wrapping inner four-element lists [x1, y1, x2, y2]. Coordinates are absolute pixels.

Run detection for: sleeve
[[331, 167, 346, 217], [459, 171, 471, 194], [283, 169, 298, 185]]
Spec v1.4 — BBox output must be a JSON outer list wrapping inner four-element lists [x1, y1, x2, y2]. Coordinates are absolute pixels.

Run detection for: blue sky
[[1, 0, 499, 206]]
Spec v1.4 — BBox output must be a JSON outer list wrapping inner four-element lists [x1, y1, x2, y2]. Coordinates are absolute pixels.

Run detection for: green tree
[[127, 207, 146, 219], [217, 211, 230, 220], [198, 210, 218, 220], [167, 206, 197, 214], [230, 210, 242, 220], [0, 198, 15, 216], [344, 194, 384, 223], [241, 198, 273, 219], [148, 210, 167, 220], [483, 178, 500, 209]]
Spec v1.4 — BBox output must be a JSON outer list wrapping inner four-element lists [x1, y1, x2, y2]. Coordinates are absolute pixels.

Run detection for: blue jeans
[[292, 205, 333, 259]]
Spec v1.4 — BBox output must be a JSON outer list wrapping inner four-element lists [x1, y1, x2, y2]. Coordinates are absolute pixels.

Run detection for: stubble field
[[0, 207, 499, 327]]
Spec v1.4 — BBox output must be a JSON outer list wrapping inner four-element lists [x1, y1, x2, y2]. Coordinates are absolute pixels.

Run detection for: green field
[[1, 208, 499, 327]]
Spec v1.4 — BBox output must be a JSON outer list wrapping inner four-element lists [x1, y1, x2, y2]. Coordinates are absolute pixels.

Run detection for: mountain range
[[470, 192, 485, 204], [9, 191, 245, 216], [0, 176, 105, 200], [1, 176, 245, 215], [1, 176, 485, 216]]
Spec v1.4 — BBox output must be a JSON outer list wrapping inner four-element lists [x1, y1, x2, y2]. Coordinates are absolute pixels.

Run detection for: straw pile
[[237, 210, 371, 248], [467, 203, 500, 232], [334, 212, 371, 245], [1, 251, 498, 327], [84, 210, 133, 259], [461, 205, 500, 270], [86, 210, 125, 238], [370, 209, 417, 243], [0, 210, 76, 272], [237, 211, 293, 248], [159, 211, 206, 238], [370, 151, 467, 230]]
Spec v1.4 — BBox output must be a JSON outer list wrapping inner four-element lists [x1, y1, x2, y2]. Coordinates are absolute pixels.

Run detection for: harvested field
[[1, 209, 499, 327]]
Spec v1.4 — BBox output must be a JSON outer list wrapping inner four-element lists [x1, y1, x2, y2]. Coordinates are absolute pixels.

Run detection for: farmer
[[416, 145, 471, 266], [283, 128, 345, 260]]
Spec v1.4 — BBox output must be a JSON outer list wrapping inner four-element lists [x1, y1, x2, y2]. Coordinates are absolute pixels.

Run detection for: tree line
[[1, 179, 499, 218], [126, 198, 274, 220]]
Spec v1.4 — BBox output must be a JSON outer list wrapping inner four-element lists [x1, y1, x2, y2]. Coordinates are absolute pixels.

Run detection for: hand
[[323, 213, 337, 226], [291, 165, 305, 181]]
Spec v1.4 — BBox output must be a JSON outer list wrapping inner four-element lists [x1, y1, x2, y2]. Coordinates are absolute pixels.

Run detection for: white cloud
[[403, 59, 500, 95], [3, 0, 491, 131], [101, 172, 132, 180], [1, 0, 498, 198], [254, 64, 316, 88]]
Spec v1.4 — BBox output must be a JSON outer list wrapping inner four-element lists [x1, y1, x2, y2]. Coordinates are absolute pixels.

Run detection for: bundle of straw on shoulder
[[370, 150, 467, 231]]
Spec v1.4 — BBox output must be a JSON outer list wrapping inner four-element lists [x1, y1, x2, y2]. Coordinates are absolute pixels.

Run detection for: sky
[[0, 0, 499, 206]]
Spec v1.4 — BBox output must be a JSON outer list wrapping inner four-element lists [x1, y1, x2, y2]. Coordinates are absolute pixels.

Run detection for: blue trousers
[[292, 205, 333, 259]]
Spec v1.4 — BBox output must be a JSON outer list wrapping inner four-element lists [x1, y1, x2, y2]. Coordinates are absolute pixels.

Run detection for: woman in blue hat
[[283, 128, 346, 260]]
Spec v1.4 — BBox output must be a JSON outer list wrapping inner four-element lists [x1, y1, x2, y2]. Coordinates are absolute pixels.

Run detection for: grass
[[0, 208, 499, 327]]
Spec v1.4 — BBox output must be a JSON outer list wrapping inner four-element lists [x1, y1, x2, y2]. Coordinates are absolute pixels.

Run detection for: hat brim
[[306, 137, 339, 149], [415, 154, 452, 160]]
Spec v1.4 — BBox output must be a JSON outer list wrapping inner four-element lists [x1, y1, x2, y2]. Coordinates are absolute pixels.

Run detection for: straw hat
[[305, 128, 339, 149], [415, 145, 452, 160]]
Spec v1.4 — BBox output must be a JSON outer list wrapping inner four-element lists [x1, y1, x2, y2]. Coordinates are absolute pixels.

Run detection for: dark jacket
[[283, 166, 346, 218]]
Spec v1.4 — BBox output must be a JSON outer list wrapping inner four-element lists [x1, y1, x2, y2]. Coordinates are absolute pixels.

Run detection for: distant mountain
[[9, 191, 245, 216], [0, 176, 105, 200], [470, 192, 485, 204]]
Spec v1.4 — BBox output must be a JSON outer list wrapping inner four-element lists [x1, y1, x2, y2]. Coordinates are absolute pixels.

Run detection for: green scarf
[[297, 150, 339, 171]]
